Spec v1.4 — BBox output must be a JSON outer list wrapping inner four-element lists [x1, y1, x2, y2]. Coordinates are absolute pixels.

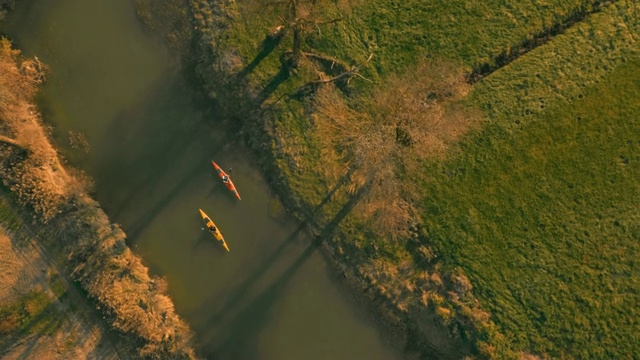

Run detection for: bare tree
[[312, 60, 481, 238], [253, 0, 348, 69]]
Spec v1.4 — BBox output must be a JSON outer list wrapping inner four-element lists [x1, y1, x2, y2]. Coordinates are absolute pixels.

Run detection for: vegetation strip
[[0, 38, 196, 359], [0, 194, 123, 359]]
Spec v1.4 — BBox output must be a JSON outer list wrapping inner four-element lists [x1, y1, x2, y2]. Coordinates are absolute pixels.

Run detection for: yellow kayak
[[198, 208, 230, 252]]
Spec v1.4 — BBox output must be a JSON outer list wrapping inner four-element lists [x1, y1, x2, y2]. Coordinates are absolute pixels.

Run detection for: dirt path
[[0, 226, 122, 360]]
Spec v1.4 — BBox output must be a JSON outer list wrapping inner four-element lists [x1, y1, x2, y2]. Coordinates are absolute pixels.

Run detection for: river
[[1, 0, 402, 359]]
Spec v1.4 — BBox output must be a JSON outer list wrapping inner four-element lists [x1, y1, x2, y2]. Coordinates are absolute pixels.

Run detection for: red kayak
[[211, 161, 241, 200]]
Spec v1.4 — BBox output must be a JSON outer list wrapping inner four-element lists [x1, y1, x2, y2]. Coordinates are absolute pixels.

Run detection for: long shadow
[[99, 75, 245, 243], [192, 168, 356, 326], [0, 204, 131, 359], [15, 336, 41, 360], [237, 35, 284, 78], [21, 316, 66, 359], [256, 65, 290, 104], [192, 230, 216, 251], [203, 184, 369, 359], [467, 0, 611, 83], [194, 225, 231, 255], [125, 148, 218, 243], [3, 301, 63, 358], [86, 328, 123, 360], [303, 166, 356, 223], [197, 219, 308, 327], [207, 181, 240, 206], [94, 74, 227, 223]]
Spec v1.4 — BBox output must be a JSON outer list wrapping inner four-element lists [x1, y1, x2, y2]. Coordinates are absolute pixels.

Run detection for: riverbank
[[187, 1, 473, 358], [0, 196, 121, 359], [126, 1, 470, 358], [3, 1, 636, 359], [0, 36, 196, 359], [187, 0, 640, 359], [3, 1, 406, 359]]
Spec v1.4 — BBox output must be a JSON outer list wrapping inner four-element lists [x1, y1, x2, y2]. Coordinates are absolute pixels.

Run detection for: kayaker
[[208, 224, 217, 232], [222, 175, 230, 184]]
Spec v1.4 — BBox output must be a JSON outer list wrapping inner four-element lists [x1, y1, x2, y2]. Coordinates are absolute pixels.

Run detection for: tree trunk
[[291, 25, 302, 68], [286, 0, 302, 69]]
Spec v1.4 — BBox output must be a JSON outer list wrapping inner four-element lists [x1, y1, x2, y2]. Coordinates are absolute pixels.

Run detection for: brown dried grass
[[0, 38, 196, 358], [312, 59, 481, 238], [0, 38, 82, 222], [0, 228, 119, 360]]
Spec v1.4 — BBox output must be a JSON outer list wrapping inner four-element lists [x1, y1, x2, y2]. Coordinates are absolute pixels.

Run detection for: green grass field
[[421, 57, 640, 358], [219, 0, 608, 88], [413, 5, 640, 356], [193, 0, 640, 357]]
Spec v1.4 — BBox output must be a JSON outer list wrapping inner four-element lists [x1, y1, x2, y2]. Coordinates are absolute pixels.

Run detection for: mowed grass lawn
[[419, 56, 640, 358]]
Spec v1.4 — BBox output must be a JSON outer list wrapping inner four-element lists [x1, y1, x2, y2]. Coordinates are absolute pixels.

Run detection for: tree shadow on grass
[[256, 65, 291, 105], [198, 184, 368, 359], [237, 35, 285, 78], [86, 328, 128, 360], [2, 301, 65, 359]]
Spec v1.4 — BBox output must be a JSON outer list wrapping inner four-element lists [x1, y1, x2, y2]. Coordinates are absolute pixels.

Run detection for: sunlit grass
[[220, 0, 602, 89], [418, 55, 640, 358], [0, 289, 63, 343], [191, 0, 640, 357]]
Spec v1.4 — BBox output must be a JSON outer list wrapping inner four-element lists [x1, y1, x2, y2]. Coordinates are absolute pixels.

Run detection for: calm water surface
[[2, 0, 402, 359]]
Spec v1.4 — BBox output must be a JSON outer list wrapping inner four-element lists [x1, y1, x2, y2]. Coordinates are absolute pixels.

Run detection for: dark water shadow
[[196, 185, 368, 359], [196, 220, 307, 326], [92, 71, 227, 216], [193, 229, 229, 255], [206, 183, 239, 206], [192, 229, 211, 249], [123, 149, 216, 244], [0, 0, 42, 49], [191, 168, 355, 328], [89, 73, 242, 244]]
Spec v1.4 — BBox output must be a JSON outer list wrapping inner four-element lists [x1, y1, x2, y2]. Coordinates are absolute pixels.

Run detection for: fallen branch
[[0, 135, 24, 149], [302, 51, 350, 73], [267, 53, 374, 107], [312, 17, 343, 36], [307, 52, 374, 85]]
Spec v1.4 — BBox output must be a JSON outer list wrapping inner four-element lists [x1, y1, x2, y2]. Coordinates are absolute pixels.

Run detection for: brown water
[[1, 1, 403, 359]]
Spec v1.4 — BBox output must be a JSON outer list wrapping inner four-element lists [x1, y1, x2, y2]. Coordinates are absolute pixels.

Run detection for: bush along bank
[[0, 38, 196, 359]]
